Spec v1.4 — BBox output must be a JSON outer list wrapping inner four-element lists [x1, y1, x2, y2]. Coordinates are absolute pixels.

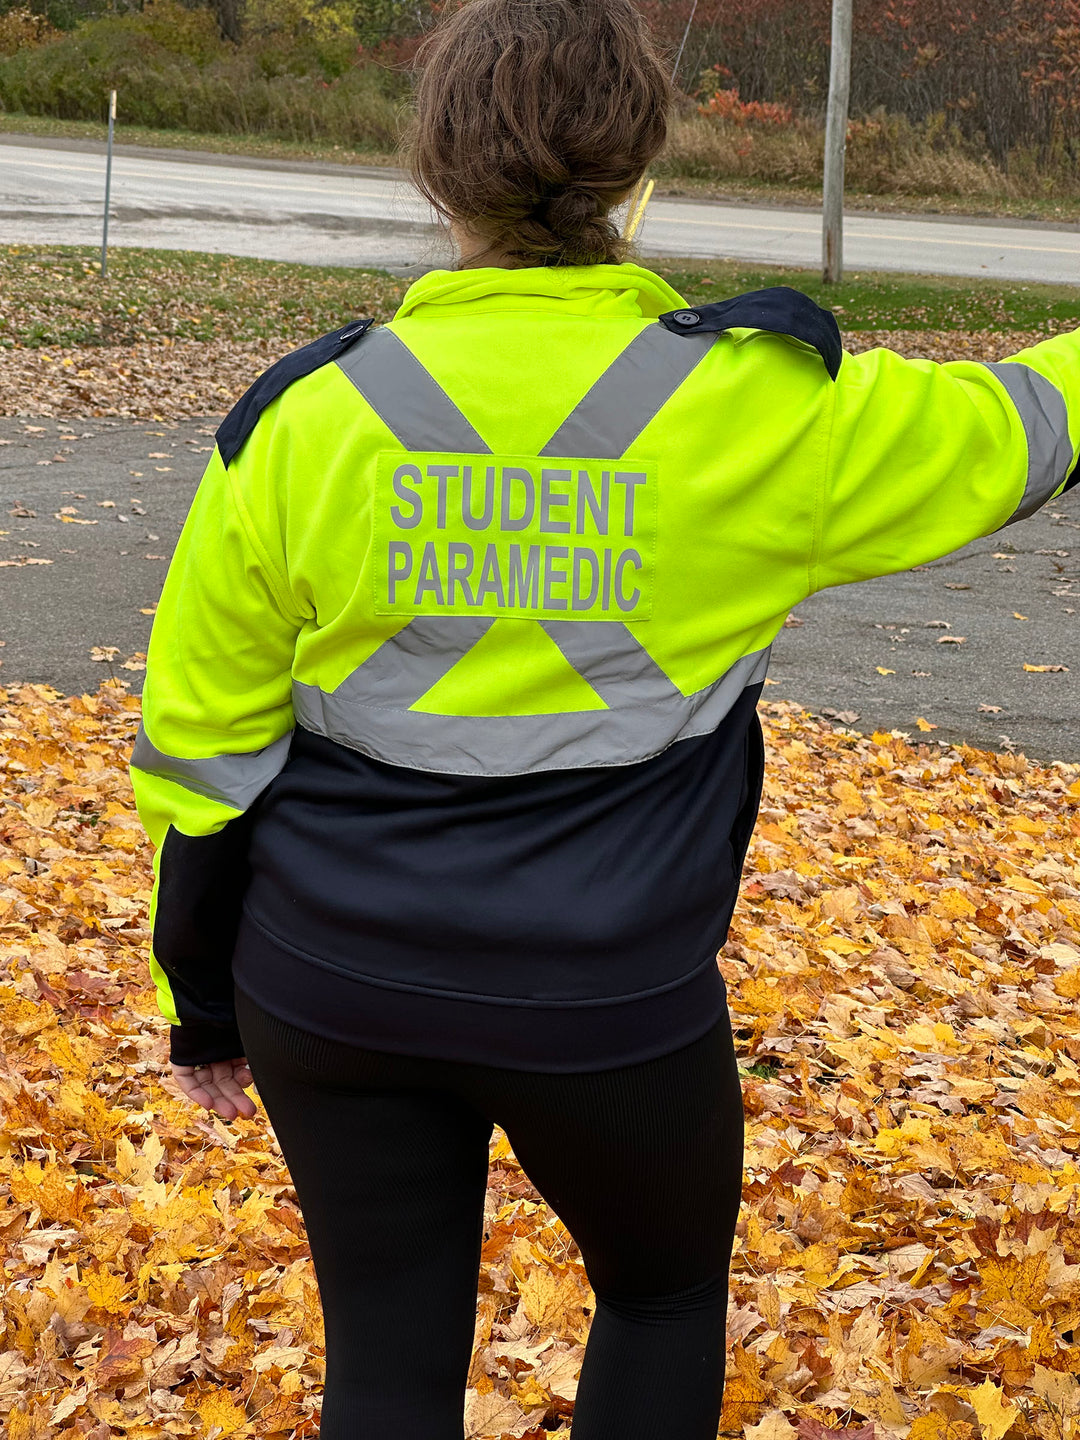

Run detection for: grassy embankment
[[3, 244, 1080, 351]]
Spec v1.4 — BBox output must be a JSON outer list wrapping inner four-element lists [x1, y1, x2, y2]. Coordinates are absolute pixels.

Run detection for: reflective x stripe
[[540, 620, 688, 708], [329, 617, 493, 708], [540, 325, 716, 458], [292, 645, 771, 778], [306, 320, 762, 776], [337, 328, 490, 453], [981, 362, 1075, 526], [131, 723, 292, 810]]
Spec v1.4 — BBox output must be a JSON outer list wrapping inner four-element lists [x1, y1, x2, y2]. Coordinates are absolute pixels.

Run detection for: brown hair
[[407, 0, 672, 269]]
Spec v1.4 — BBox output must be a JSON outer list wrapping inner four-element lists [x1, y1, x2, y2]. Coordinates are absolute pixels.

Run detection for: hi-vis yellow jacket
[[130, 263, 1079, 1065]]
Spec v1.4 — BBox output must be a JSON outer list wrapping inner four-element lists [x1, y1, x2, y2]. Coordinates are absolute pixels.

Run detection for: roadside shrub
[[0, 5, 58, 55], [0, 0, 404, 148], [658, 110, 823, 186], [698, 84, 793, 127], [659, 102, 1072, 200]]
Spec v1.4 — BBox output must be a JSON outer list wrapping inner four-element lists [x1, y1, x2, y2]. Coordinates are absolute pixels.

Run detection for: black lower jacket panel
[[231, 682, 765, 1071]]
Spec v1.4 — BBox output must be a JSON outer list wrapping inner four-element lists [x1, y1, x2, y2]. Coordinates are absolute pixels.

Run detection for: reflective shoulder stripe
[[337, 327, 491, 454], [540, 326, 717, 458], [981, 362, 1075, 525], [131, 724, 293, 811]]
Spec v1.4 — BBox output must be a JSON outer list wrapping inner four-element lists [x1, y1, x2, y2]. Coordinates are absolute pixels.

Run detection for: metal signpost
[[822, 0, 852, 284], [101, 88, 116, 278]]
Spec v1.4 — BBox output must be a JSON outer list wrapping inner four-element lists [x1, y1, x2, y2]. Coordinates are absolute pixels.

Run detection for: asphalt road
[[2, 415, 1077, 762], [5, 134, 1080, 282]]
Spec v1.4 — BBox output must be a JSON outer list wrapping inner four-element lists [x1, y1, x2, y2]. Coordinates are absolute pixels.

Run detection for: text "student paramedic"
[[374, 452, 658, 620]]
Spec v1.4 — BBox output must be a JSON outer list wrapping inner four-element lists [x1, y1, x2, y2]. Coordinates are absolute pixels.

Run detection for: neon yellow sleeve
[[129, 444, 304, 1063], [813, 330, 1080, 591]]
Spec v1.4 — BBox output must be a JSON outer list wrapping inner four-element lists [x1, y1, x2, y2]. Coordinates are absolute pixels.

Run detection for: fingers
[[174, 1062, 258, 1121], [215, 1070, 258, 1120]]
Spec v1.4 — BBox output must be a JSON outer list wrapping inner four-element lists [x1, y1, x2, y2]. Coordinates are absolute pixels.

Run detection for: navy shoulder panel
[[216, 318, 376, 467], [658, 287, 842, 381]]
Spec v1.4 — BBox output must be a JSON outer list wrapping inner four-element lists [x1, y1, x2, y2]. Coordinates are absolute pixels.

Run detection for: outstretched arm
[[813, 330, 1080, 592]]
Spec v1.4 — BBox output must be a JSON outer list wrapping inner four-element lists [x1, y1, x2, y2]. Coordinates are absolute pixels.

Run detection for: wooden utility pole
[[822, 0, 853, 284]]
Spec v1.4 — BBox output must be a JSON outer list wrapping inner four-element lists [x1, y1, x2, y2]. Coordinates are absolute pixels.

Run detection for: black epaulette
[[216, 318, 376, 467], [658, 287, 842, 380]]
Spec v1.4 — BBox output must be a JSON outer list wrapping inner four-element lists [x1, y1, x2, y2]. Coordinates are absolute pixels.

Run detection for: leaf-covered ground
[[2, 681, 1080, 1438]]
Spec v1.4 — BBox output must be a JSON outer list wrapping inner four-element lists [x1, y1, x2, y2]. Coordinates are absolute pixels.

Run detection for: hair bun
[[538, 184, 603, 237]]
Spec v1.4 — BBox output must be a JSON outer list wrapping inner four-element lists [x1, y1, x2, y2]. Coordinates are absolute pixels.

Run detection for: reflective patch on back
[[374, 451, 657, 621]]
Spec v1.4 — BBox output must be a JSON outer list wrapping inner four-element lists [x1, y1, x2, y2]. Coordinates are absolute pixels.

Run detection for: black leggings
[[234, 981, 745, 1439]]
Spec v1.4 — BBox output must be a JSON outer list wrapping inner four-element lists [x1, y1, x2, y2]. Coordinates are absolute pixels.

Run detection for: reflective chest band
[[373, 452, 657, 621]]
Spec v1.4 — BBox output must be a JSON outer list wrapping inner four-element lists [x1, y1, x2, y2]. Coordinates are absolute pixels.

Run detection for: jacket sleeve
[[812, 329, 1080, 591], [129, 444, 304, 1067]]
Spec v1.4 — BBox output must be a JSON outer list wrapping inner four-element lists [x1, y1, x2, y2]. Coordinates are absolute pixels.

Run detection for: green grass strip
[[2, 243, 1078, 351]]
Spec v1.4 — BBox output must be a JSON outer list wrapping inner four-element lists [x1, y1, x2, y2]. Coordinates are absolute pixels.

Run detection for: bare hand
[[171, 1057, 258, 1121]]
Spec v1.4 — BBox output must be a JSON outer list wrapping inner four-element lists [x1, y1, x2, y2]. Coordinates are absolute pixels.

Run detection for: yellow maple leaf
[[1032, 1364, 1080, 1416], [876, 666, 896, 675], [464, 1387, 533, 1439], [966, 1376, 1020, 1440], [744, 1412, 798, 1440], [977, 1252, 1049, 1327], [909, 1415, 956, 1440], [717, 1345, 770, 1430], [876, 1115, 933, 1156], [197, 1388, 249, 1437], [519, 1265, 585, 1333], [83, 1265, 130, 1314], [915, 716, 938, 731]]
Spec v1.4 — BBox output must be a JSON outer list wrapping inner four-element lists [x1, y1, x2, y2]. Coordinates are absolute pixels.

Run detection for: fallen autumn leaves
[[2, 682, 1080, 1438]]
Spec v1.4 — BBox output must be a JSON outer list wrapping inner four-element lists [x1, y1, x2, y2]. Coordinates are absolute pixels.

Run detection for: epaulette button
[[672, 310, 702, 327]]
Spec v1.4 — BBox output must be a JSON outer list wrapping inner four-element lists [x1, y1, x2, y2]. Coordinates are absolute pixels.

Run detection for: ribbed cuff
[[169, 1019, 246, 1066]]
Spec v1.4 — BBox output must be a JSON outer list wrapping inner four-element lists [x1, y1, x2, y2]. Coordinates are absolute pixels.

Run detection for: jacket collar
[[394, 263, 688, 322]]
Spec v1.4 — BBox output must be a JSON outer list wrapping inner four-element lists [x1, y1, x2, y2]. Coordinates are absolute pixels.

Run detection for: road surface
[[4, 134, 1080, 282], [1, 415, 1077, 762]]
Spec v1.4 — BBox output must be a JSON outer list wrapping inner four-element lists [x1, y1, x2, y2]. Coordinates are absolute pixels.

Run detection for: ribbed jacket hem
[[231, 916, 730, 1074]]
